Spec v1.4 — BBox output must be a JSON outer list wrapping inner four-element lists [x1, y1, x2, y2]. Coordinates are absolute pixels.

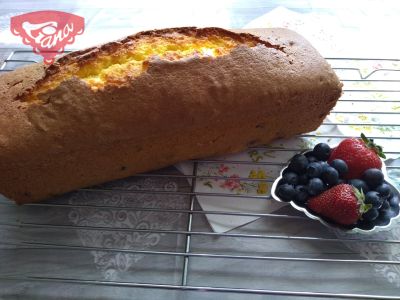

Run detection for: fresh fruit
[[375, 210, 393, 226], [298, 173, 309, 185], [288, 154, 309, 174], [319, 161, 330, 173], [307, 178, 325, 196], [274, 136, 397, 231], [283, 171, 298, 185], [313, 143, 331, 161], [328, 133, 385, 179], [356, 219, 375, 230], [380, 199, 390, 211], [362, 208, 379, 221], [294, 185, 309, 205], [348, 179, 369, 193], [307, 162, 323, 178], [329, 159, 348, 176], [392, 202, 400, 215], [389, 194, 400, 208], [321, 166, 339, 186], [277, 183, 296, 202], [307, 184, 371, 226], [364, 191, 383, 209], [306, 155, 318, 163], [375, 183, 391, 199], [363, 168, 384, 189]]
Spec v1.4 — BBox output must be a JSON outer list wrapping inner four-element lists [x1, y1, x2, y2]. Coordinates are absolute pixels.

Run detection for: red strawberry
[[328, 133, 385, 179], [307, 184, 371, 226]]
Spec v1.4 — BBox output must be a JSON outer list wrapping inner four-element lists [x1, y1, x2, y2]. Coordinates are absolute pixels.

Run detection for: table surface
[[1, 1, 400, 299]]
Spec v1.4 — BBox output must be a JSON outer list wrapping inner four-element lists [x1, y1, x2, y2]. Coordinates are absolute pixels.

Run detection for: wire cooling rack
[[1, 50, 400, 299]]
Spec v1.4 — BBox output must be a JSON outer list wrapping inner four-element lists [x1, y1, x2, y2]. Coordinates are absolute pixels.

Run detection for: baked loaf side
[[0, 27, 342, 203]]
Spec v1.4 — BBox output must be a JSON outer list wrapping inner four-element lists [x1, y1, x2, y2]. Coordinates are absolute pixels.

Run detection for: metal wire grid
[[0, 50, 400, 299]]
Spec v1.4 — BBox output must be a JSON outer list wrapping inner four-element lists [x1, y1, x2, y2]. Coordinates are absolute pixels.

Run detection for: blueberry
[[308, 178, 325, 196], [312, 143, 331, 161], [298, 173, 309, 185], [380, 199, 390, 211], [348, 179, 370, 193], [337, 179, 346, 185], [363, 168, 384, 189], [319, 161, 330, 173], [294, 185, 309, 205], [362, 208, 379, 221], [321, 167, 339, 186], [375, 209, 394, 226], [389, 194, 400, 208], [288, 154, 309, 174], [307, 162, 323, 178], [277, 183, 296, 202], [391, 203, 400, 216], [357, 219, 375, 230], [329, 159, 348, 177], [306, 155, 318, 163], [375, 183, 391, 199], [365, 191, 384, 209], [283, 171, 298, 186]]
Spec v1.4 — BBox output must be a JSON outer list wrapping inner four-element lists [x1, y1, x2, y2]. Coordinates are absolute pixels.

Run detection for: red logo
[[11, 11, 84, 64]]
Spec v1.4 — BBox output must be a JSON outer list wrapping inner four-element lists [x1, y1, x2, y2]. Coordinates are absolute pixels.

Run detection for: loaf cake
[[0, 27, 342, 203]]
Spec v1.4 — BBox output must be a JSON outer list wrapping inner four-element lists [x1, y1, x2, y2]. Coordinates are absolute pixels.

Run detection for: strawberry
[[307, 184, 371, 226], [328, 133, 385, 179]]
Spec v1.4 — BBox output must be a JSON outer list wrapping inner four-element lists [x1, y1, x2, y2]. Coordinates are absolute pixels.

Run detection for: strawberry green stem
[[353, 186, 372, 216], [360, 133, 386, 159]]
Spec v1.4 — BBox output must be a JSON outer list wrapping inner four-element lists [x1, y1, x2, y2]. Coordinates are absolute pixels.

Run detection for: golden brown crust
[[19, 27, 285, 101], [55, 27, 285, 66], [0, 27, 342, 203]]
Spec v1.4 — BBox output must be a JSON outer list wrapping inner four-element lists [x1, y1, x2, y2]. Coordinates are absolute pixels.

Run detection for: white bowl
[[270, 149, 400, 234]]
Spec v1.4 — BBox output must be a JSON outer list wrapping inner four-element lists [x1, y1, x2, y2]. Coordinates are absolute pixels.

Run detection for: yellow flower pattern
[[249, 169, 268, 195], [200, 164, 271, 195]]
